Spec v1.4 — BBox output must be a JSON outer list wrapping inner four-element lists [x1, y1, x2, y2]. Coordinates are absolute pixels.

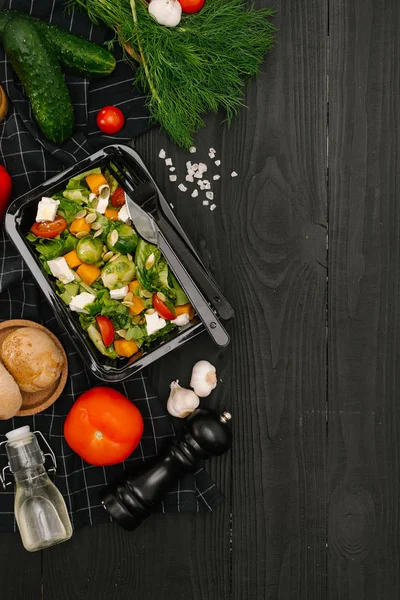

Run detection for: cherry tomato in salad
[[0, 164, 12, 218], [96, 315, 115, 346], [96, 105, 125, 134], [153, 293, 175, 321], [64, 387, 144, 466], [178, 0, 205, 13], [111, 186, 126, 208], [30, 215, 67, 239]]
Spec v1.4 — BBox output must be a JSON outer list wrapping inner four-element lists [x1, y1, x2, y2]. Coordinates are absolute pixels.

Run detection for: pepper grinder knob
[[182, 408, 232, 458]]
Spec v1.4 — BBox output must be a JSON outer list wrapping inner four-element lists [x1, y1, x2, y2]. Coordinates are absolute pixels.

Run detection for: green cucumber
[[0, 10, 116, 77], [3, 18, 74, 144]]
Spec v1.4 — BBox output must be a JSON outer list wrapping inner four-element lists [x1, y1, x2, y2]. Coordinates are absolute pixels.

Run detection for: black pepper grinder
[[99, 408, 232, 531]]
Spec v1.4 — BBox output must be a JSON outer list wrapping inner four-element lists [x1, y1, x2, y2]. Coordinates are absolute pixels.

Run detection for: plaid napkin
[[0, 0, 223, 533]]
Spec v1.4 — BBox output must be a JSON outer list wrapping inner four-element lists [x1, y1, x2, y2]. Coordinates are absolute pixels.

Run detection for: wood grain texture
[[0, 532, 42, 598], [328, 0, 400, 598]]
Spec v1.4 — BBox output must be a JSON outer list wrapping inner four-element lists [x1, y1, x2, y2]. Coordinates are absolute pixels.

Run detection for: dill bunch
[[67, 0, 276, 148]]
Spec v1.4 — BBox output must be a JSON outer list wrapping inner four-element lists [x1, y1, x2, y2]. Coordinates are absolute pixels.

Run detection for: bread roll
[[0, 362, 23, 419], [1, 327, 64, 393]]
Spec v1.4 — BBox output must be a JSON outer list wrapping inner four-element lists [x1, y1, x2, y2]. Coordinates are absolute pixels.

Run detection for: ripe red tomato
[[0, 164, 12, 218], [30, 215, 67, 239], [96, 315, 115, 346], [96, 106, 125, 134], [178, 0, 205, 13], [153, 293, 175, 320], [64, 387, 144, 466], [111, 186, 125, 208]]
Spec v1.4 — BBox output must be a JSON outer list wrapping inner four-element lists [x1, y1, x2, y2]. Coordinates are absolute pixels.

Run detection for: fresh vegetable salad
[[27, 167, 195, 360]]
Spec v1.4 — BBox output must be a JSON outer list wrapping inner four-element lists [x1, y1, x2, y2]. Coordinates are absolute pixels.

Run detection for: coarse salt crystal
[[197, 180, 205, 188], [194, 171, 203, 179], [165, 158, 173, 166], [169, 175, 177, 182], [213, 174, 221, 180], [169, 166, 176, 172], [208, 152, 215, 159], [231, 171, 238, 178], [170, 203, 174, 209], [206, 191, 214, 200], [178, 184, 187, 192], [203, 200, 209, 206], [203, 180, 211, 190], [185, 174, 194, 182], [191, 189, 199, 198], [215, 160, 221, 166], [209, 148, 216, 154], [197, 163, 207, 173], [186, 161, 192, 169], [189, 146, 196, 153], [210, 204, 217, 211], [158, 149, 166, 159]]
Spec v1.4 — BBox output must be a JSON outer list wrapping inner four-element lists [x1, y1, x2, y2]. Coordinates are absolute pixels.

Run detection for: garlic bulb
[[190, 360, 217, 398], [167, 381, 199, 418], [148, 0, 182, 27]]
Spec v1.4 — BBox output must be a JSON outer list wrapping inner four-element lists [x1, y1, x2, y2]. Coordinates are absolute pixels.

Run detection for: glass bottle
[[3, 425, 72, 552]]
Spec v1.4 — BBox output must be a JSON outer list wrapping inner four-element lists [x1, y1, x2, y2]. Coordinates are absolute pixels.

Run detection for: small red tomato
[[0, 164, 12, 218], [153, 293, 175, 321], [96, 106, 125, 134], [96, 315, 115, 346], [64, 387, 144, 466], [178, 0, 205, 13], [111, 186, 126, 208], [31, 215, 67, 239]]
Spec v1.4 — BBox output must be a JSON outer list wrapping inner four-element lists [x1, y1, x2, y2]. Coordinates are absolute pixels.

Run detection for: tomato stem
[[95, 431, 104, 440]]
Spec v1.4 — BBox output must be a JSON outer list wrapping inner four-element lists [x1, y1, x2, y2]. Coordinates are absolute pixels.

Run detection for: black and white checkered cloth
[[0, 0, 223, 532]]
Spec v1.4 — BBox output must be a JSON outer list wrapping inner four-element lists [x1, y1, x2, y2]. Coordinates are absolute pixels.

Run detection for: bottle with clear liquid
[[3, 426, 72, 552]]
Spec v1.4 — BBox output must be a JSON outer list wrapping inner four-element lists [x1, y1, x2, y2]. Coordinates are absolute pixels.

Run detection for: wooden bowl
[[0, 320, 68, 417]]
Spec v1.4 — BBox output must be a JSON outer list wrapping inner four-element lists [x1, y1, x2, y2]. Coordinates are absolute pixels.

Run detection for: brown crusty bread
[[0, 362, 23, 419]]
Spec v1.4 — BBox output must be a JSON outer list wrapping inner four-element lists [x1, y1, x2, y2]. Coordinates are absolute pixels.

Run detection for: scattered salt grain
[[170, 203, 174, 209], [231, 171, 238, 178], [158, 149, 166, 159], [206, 191, 214, 200], [197, 163, 207, 173], [169, 175, 177, 182], [203, 200, 209, 206], [210, 204, 217, 211], [178, 184, 187, 192], [197, 180, 206, 189], [186, 161, 192, 169], [191, 189, 199, 198], [165, 158, 173, 166], [185, 175, 194, 183], [213, 174, 221, 181], [194, 171, 203, 179], [189, 146, 197, 153], [214, 159, 221, 166], [169, 166, 176, 172], [208, 152, 215, 159], [202, 180, 211, 190], [209, 148, 216, 154]]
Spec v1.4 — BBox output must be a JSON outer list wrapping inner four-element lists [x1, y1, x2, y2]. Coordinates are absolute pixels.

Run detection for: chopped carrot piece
[[85, 173, 108, 194], [114, 339, 139, 358], [70, 217, 91, 236], [105, 208, 119, 221], [175, 303, 195, 320], [64, 250, 82, 269], [76, 264, 101, 286]]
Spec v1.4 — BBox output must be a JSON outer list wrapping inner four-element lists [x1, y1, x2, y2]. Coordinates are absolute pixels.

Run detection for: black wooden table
[[2, 0, 400, 598]]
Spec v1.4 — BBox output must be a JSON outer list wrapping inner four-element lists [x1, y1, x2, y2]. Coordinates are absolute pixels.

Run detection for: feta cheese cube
[[178, 184, 187, 192], [214, 160, 221, 166], [213, 174, 221, 180], [189, 146, 197, 153], [36, 197, 59, 222], [118, 204, 130, 223], [145, 312, 166, 336], [169, 174, 177, 182], [158, 149, 166, 159], [231, 171, 238, 178], [89, 193, 97, 204], [47, 257, 75, 284], [206, 191, 214, 200], [95, 195, 109, 214], [171, 313, 190, 326], [110, 286, 129, 300], [165, 158, 173, 166], [191, 189, 199, 198], [69, 292, 96, 314]]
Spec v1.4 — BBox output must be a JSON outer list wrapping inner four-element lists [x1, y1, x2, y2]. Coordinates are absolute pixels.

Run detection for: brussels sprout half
[[101, 255, 136, 290]]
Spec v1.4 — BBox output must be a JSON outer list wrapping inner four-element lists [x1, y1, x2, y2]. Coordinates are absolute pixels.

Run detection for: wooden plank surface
[[328, 0, 400, 598]]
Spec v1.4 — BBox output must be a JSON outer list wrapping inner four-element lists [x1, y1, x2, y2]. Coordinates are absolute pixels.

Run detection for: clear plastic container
[[5, 426, 72, 552]]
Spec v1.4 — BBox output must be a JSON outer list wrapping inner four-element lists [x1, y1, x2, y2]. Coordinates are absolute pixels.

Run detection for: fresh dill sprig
[[67, 0, 276, 148]]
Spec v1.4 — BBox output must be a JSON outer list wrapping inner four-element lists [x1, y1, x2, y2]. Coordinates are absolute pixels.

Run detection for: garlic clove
[[167, 380, 199, 418], [190, 360, 217, 398], [148, 0, 182, 27]]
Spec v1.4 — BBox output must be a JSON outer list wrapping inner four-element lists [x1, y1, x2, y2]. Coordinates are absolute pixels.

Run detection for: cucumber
[[3, 18, 74, 144], [0, 10, 116, 78]]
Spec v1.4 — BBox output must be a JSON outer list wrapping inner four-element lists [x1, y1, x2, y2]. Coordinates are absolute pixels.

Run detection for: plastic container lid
[[6, 425, 31, 442]]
